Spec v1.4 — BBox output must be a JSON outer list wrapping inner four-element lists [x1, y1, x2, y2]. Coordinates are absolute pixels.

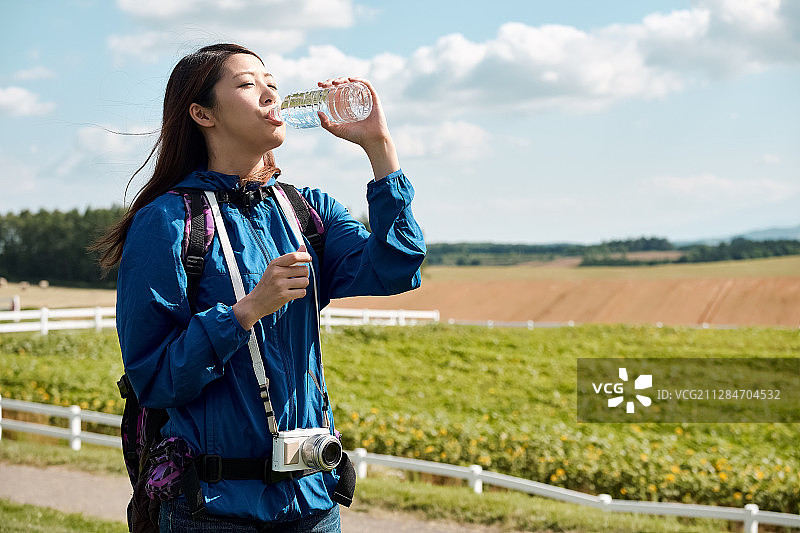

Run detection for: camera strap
[[205, 190, 279, 437]]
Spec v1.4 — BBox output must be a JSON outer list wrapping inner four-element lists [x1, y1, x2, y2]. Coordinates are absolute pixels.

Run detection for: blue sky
[[1, 0, 798, 244]]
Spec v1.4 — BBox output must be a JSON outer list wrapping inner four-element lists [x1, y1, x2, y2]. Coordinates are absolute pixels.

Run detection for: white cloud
[[13, 66, 57, 81], [110, 0, 800, 116], [116, 0, 353, 28], [0, 87, 56, 116], [107, 31, 170, 65], [111, 0, 355, 63], [392, 121, 491, 161]]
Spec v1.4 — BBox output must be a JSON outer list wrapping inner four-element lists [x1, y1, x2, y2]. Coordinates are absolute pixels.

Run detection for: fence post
[[598, 493, 612, 511], [69, 405, 82, 451], [41, 307, 49, 335], [468, 465, 483, 494], [744, 504, 759, 533], [94, 306, 103, 332], [353, 448, 368, 479], [12, 295, 21, 321]]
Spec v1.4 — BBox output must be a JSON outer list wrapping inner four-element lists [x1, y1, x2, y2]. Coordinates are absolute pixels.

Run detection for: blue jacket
[[116, 168, 425, 522]]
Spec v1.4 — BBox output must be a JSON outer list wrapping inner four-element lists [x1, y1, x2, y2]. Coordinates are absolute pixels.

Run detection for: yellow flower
[[556, 468, 565, 477], [670, 465, 680, 474], [620, 488, 627, 495], [640, 454, 648, 462], [424, 445, 435, 454], [719, 472, 728, 481], [550, 474, 558, 482], [756, 471, 764, 480], [350, 412, 359, 421], [675, 427, 683, 435], [734, 492, 742, 500], [665, 474, 676, 482], [686, 449, 695, 456], [648, 484, 657, 493]]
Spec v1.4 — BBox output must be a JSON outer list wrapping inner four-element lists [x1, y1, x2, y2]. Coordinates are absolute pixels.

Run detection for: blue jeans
[[159, 498, 341, 533]]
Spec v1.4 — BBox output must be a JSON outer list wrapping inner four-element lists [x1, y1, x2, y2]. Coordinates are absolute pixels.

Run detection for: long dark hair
[[92, 43, 278, 272]]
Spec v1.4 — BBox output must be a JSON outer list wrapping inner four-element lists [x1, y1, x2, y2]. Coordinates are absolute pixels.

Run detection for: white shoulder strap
[[204, 190, 279, 436]]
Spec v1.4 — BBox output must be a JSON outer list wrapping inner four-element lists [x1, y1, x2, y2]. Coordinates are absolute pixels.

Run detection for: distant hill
[[676, 224, 800, 246], [737, 224, 800, 241]]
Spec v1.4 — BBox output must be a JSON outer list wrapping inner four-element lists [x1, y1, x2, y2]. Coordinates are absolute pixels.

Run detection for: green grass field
[[1, 325, 799, 519]]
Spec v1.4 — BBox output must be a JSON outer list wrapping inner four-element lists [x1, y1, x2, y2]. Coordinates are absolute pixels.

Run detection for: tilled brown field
[[333, 256, 800, 327], [3, 256, 799, 327]]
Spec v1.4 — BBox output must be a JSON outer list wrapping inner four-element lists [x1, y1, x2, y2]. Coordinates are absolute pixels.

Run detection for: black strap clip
[[117, 374, 132, 399], [184, 255, 205, 277], [201, 454, 223, 484]]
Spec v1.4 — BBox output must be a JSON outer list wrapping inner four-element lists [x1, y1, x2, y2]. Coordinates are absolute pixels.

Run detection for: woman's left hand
[[317, 77, 400, 179]]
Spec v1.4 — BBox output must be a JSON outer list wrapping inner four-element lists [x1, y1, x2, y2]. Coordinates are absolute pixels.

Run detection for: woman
[[95, 43, 425, 532]]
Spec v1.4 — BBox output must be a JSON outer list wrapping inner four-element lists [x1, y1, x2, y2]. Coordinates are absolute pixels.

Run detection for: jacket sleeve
[[116, 201, 251, 408], [304, 169, 426, 305]]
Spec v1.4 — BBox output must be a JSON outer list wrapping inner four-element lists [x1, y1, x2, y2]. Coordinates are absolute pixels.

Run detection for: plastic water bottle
[[279, 81, 373, 129]]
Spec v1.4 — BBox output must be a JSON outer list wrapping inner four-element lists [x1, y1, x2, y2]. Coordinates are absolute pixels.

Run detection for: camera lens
[[302, 434, 342, 472]]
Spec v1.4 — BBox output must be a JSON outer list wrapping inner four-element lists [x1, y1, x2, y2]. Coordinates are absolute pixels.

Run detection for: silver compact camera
[[272, 428, 342, 473]]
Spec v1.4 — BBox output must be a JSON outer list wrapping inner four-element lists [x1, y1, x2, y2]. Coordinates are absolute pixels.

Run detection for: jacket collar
[[175, 169, 279, 191]]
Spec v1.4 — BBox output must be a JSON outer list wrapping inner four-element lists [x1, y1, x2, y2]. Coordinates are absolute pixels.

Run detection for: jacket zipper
[[237, 202, 297, 428]]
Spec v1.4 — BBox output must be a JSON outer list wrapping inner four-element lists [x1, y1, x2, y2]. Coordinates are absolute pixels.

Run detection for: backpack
[[117, 182, 336, 532]]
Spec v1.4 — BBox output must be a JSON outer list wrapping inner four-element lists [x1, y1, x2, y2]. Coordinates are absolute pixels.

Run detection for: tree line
[[580, 236, 800, 266], [0, 206, 123, 288], [2, 207, 798, 288]]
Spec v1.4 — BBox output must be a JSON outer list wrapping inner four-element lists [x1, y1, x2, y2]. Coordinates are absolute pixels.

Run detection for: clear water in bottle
[[279, 81, 372, 129]]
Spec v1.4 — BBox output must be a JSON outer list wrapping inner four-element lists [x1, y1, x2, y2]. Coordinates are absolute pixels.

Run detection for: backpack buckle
[[117, 374, 132, 399], [185, 255, 204, 277], [201, 455, 223, 483]]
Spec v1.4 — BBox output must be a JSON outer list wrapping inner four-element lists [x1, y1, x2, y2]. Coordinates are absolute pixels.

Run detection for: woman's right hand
[[232, 245, 312, 330]]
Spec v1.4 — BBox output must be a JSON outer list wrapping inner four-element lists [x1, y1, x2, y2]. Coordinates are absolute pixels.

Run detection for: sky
[[1, 0, 798, 244]]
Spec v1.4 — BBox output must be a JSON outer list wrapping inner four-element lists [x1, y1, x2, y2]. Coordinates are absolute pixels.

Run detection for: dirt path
[[0, 462, 508, 532]]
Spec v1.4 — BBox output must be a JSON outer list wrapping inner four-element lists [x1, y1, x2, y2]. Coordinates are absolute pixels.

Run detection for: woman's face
[[208, 53, 286, 155]]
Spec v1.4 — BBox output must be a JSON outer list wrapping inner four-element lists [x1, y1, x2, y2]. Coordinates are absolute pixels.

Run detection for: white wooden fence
[[2, 395, 799, 532], [0, 307, 440, 334]]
